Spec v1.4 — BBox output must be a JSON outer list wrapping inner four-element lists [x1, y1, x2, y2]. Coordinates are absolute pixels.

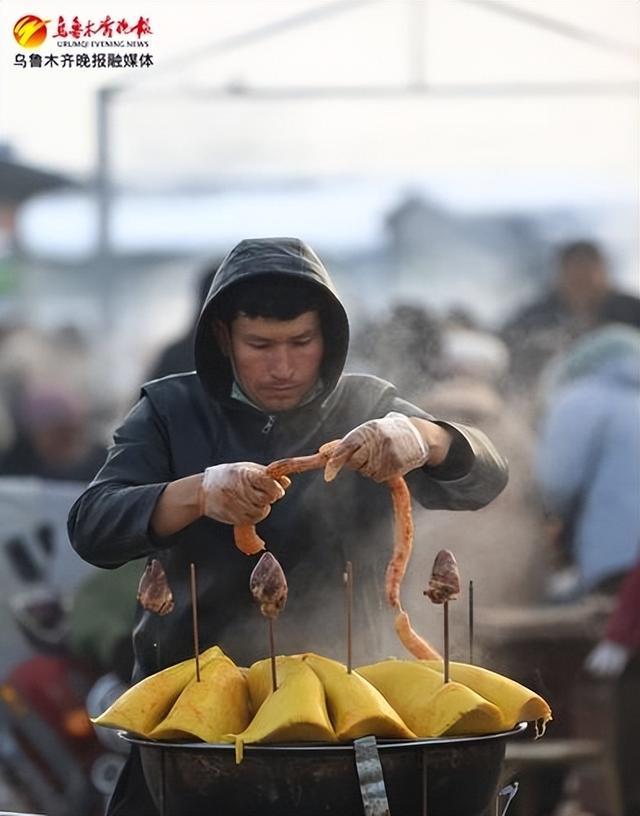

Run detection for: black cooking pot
[[122, 724, 526, 816]]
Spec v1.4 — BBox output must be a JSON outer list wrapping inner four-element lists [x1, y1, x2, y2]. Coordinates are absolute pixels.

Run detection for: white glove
[[200, 463, 285, 525], [584, 639, 631, 679], [324, 412, 429, 483]]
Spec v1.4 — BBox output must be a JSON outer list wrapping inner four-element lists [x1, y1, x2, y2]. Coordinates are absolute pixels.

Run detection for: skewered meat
[[424, 549, 461, 604], [137, 559, 174, 615], [249, 552, 288, 619], [394, 609, 442, 660]]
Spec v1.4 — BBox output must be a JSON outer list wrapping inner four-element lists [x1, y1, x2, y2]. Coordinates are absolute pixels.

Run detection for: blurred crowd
[[0, 238, 638, 815]]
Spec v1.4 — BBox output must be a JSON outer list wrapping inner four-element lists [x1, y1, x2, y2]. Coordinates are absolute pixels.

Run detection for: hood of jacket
[[540, 323, 640, 404], [194, 237, 349, 409]]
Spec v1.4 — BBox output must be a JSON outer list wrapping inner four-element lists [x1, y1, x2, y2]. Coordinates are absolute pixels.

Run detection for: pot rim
[[118, 721, 527, 753]]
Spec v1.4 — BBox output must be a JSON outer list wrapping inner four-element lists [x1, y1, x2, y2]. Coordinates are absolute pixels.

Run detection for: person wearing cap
[[68, 237, 508, 815]]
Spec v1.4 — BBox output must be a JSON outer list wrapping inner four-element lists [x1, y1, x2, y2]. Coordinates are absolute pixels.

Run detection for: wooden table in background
[[476, 599, 624, 816]]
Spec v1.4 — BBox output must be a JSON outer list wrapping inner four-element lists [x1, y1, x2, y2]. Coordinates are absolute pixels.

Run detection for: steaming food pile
[[93, 649, 552, 763], [115, 439, 551, 763]]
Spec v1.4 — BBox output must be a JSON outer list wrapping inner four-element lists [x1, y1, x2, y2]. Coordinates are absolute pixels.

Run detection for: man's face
[[226, 311, 324, 412], [558, 258, 608, 314]]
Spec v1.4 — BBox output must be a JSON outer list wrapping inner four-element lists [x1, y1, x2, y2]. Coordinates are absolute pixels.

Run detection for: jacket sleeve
[[67, 395, 177, 568], [389, 396, 509, 511]]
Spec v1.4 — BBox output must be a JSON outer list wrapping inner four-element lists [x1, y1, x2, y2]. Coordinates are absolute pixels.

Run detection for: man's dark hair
[[559, 240, 605, 266], [215, 274, 325, 324]]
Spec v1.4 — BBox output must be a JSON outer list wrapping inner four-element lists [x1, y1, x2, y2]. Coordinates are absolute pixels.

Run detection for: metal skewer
[[344, 560, 353, 673], [249, 552, 287, 695], [421, 749, 429, 815], [268, 618, 278, 692], [425, 549, 460, 683], [443, 600, 450, 683], [190, 562, 201, 682], [468, 579, 475, 665]]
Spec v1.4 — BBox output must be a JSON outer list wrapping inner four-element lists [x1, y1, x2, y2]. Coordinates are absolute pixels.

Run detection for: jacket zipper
[[261, 415, 276, 434]]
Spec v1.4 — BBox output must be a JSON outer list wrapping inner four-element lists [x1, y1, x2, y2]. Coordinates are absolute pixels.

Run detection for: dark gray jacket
[[68, 237, 508, 679]]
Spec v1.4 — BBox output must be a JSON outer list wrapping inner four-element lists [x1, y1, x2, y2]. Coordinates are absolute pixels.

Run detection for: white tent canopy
[[1, 0, 637, 188]]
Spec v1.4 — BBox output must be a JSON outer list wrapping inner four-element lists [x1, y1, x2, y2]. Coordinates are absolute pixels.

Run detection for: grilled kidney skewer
[[137, 559, 174, 615], [424, 549, 461, 680], [425, 549, 461, 604], [249, 552, 288, 619], [250, 552, 288, 692]]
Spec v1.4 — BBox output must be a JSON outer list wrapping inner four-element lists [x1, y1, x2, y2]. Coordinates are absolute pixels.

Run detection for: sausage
[[249, 552, 288, 619], [233, 475, 291, 556], [265, 442, 341, 480], [424, 549, 461, 604], [394, 609, 441, 660], [137, 559, 174, 615], [384, 475, 414, 609], [234, 525, 266, 556], [233, 446, 338, 555]]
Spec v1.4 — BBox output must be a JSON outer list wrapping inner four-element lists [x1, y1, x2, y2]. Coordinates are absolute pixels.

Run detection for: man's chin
[[257, 391, 302, 412]]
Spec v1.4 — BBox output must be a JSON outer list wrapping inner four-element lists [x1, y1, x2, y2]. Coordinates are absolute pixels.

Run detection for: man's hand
[[584, 639, 631, 679], [200, 462, 286, 525], [324, 413, 432, 483]]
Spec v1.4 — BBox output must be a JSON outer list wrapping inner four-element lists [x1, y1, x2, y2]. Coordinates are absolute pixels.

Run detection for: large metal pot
[[122, 724, 526, 816]]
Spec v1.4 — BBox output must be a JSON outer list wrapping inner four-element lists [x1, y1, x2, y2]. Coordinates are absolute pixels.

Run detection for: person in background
[[0, 384, 106, 482], [349, 302, 442, 401], [534, 324, 640, 603], [2, 585, 108, 815], [585, 558, 640, 679], [409, 327, 545, 617], [502, 240, 640, 392], [146, 265, 218, 381], [583, 543, 640, 816], [68, 560, 142, 756]]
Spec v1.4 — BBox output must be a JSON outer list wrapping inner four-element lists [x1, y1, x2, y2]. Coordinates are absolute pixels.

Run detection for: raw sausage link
[[232, 475, 291, 555], [384, 475, 414, 609], [394, 609, 442, 660], [234, 525, 266, 555], [232, 447, 339, 555], [265, 441, 341, 480]]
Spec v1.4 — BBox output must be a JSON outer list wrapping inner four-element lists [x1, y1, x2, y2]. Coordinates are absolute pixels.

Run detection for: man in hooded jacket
[[68, 237, 508, 815]]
